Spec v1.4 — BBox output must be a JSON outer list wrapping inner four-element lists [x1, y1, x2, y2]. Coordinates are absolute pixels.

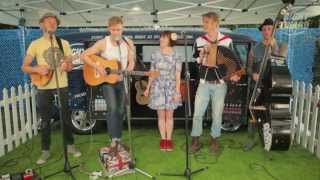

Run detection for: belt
[[199, 78, 221, 84]]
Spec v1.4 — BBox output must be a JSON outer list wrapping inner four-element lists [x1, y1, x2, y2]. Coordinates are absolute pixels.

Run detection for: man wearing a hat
[[243, 18, 280, 151], [252, 18, 280, 81], [21, 13, 81, 164]]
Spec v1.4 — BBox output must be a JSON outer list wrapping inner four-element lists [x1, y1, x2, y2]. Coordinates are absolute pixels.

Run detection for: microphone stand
[[44, 33, 78, 179], [117, 39, 155, 179], [159, 31, 208, 180]]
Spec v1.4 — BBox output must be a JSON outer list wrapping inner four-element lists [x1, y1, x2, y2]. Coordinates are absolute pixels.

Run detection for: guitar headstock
[[146, 70, 160, 78]]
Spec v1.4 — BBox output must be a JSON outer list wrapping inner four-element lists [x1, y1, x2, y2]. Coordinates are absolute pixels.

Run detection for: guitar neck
[[110, 70, 147, 76]]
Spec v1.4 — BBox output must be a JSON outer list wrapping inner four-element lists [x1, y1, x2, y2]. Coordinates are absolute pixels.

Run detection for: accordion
[[203, 44, 242, 80]]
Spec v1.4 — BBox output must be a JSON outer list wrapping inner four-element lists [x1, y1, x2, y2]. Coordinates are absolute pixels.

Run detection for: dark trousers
[[101, 82, 125, 139], [37, 88, 74, 150]]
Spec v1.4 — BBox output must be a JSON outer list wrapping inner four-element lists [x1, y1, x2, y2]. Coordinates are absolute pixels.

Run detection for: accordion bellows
[[205, 44, 242, 79]]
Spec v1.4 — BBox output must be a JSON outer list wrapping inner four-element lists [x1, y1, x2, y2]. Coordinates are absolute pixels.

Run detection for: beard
[[110, 35, 122, 42]]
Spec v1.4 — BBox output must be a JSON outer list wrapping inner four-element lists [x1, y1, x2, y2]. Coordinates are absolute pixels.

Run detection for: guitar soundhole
[[105, 67, 111, 75]]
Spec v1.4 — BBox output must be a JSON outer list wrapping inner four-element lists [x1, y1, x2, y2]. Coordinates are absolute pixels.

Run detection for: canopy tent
[[0, 0, 319, 27]]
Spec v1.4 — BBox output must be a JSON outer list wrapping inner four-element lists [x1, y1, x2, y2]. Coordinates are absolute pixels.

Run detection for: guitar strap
[[122, 36, 129, 47], [201, 34, 230, 44], [32, 37, 66, 87], [56, 36, 65, 55]]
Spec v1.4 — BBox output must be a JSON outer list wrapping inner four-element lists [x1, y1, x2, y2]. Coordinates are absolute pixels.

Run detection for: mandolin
[[30, 54, 79, 87]]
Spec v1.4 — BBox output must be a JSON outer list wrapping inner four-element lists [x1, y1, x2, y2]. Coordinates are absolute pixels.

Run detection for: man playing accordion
[[190, 12, 241, 154]]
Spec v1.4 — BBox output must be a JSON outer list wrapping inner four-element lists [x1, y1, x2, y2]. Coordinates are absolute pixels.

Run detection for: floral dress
[[148, 50, 183, 110]]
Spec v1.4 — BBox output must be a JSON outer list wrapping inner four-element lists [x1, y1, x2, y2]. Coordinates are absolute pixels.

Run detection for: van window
[[233, 43, 249, 65]]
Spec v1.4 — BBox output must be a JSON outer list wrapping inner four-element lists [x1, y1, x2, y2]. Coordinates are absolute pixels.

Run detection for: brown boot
[[189, 136, 202, 154], [209, 137, 220, 154]]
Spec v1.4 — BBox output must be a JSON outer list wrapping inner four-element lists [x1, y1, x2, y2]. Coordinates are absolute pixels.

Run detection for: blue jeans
[[191, 82, 227, 138], [102, 82, 125, 139]]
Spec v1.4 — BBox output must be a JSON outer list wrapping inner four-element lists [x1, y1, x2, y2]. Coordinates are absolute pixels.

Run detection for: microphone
[[180, 30, 185, 36], [114, 36, 122, 45], [47, 30, 54, 39]]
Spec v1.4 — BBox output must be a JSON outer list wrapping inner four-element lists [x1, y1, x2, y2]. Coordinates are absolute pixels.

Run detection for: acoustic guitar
[[83, 55, 160, 86], [135, 79, 149, 105], [30, 54, 79, 87]]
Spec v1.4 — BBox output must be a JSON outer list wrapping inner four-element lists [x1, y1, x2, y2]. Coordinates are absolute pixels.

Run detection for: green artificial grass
[[0, 127, 320, 180]]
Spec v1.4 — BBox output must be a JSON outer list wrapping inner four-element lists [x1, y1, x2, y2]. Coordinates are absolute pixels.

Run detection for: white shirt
[[101, 36, 129, 70], [193, 32, 233, 63]]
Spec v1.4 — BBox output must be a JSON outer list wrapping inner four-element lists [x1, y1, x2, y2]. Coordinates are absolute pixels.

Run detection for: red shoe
[[160, 139, 166, 151], [166, 140, 174, 151]]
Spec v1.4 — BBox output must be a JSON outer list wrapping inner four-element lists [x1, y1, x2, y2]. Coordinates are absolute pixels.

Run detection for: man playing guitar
[[21, 13, 81, 164], [81, 16, 135, 148]]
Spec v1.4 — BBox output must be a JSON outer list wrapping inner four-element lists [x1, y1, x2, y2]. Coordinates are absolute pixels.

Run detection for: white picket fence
[[291, 80, 320, 158], [0, 84, 38, 157]]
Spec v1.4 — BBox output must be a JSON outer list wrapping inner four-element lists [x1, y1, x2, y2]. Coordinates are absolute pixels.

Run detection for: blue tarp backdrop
[[0, 27, 319, 95], [235, 28, 320, 84], [0, 28, 79, 93]]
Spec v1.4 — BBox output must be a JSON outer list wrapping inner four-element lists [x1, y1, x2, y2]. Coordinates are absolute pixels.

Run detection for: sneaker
[[36, 150, 50, 165], [160, 139, 166, 151], [166, 140, 174, 151], [67, 145, 82, 157]]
